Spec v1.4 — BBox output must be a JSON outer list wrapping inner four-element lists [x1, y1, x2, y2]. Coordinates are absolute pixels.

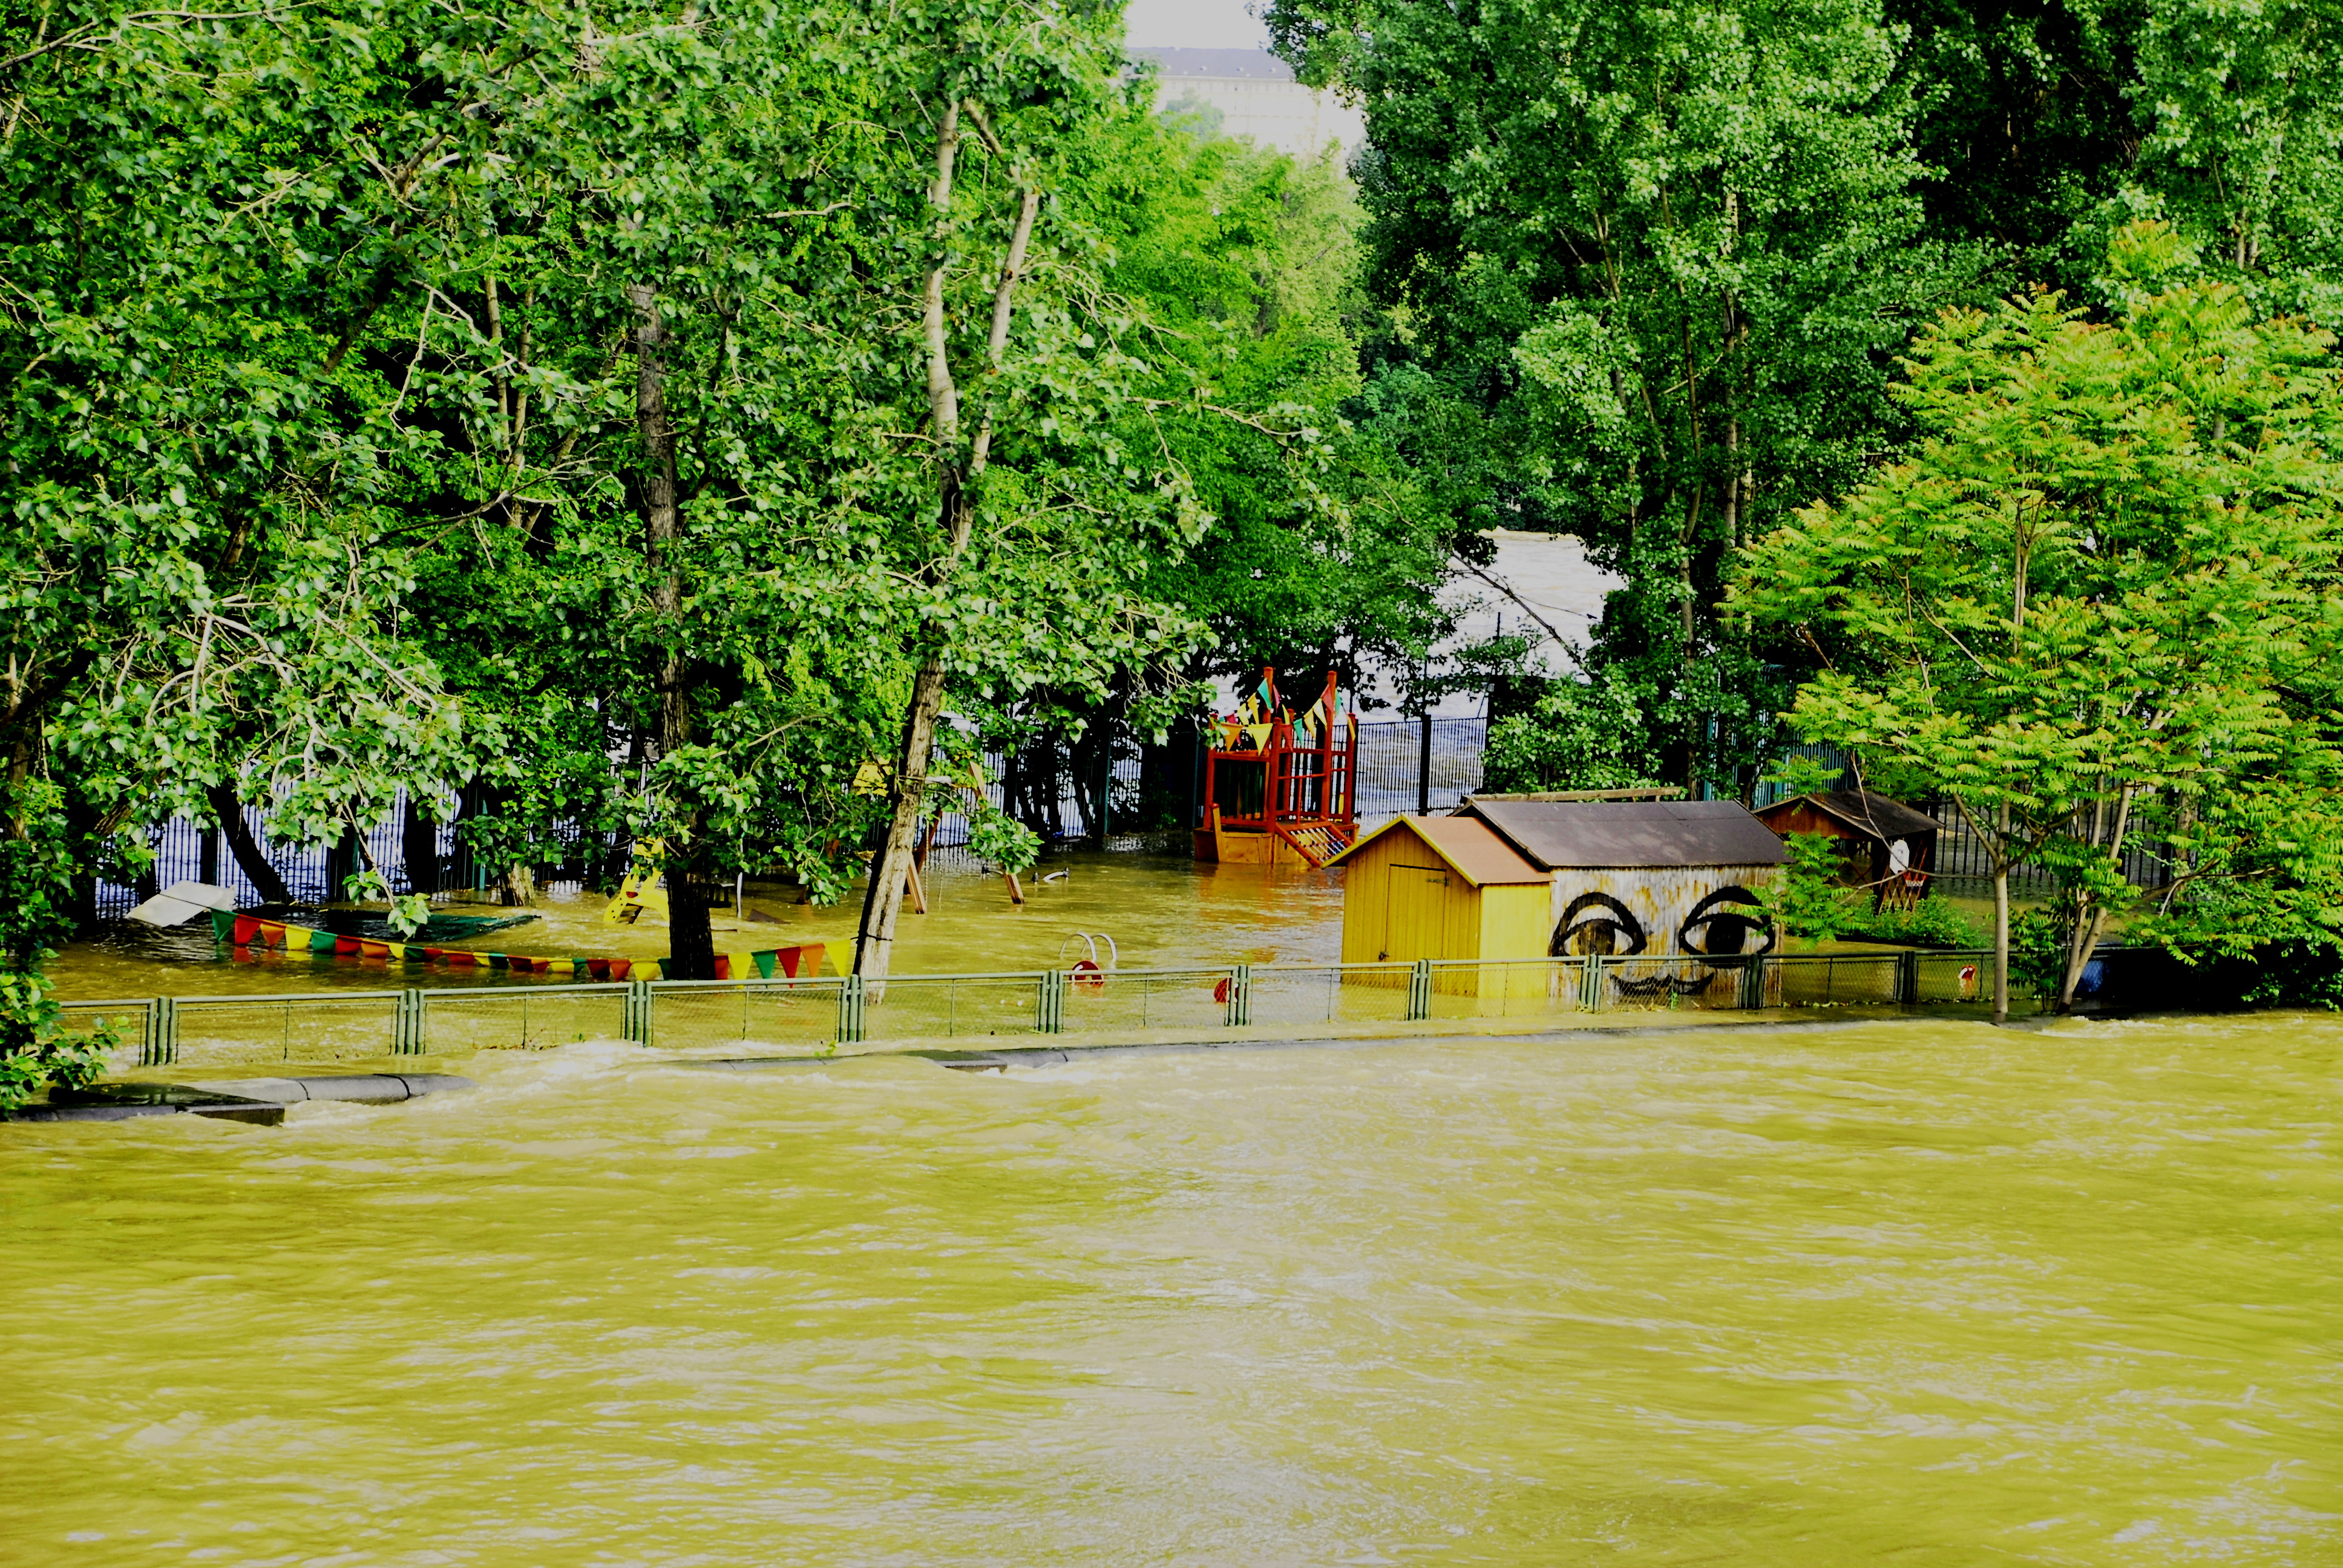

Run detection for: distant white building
[[1133, 48, 1366, 160]]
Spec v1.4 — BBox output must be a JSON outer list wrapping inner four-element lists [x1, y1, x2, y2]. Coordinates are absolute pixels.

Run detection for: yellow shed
[[1326, 815, 1552, 991]]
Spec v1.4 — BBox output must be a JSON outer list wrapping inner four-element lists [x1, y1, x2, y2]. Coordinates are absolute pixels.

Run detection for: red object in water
[[1213, 976, 1231, 1004], [1072, 958, 1105, 991]]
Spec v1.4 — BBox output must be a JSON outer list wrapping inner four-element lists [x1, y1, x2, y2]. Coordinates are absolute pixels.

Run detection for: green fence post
[[1406, 959, 1432, 1021], [624, 980, 654, 1045], [1037, 970, 1065, 1034], [1583, 957, 1606, 1012], [394, 988, 428, 1055], [145, 997, 179, 1067], [1224, 964, 1251, 1028], [1737, 958, 1763, 1011], [836, 975, 866, 1045], [1897, 949, 1919, 1005]]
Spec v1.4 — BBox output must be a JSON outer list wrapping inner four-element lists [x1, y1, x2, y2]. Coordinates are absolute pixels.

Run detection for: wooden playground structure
[[1194, 670, 1359, 869]]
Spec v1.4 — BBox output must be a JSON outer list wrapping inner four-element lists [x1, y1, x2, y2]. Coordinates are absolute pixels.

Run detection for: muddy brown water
[[1, 1010, 2336, 1564], [51, 852, 1347, 1000]]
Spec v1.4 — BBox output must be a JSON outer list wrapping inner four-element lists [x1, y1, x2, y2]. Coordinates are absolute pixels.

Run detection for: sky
[[1122, 0, 1270, 50]]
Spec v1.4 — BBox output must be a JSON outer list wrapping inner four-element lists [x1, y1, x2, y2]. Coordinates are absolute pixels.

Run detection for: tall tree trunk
[[205, 783, 293, 904], [2056, 789, 2132, 1011], [1722, 418, 1741, 550], [631, 281, 715, 979], [62, 795, 99, 933], [856, 105, 1041, 981], [856, 657, 952, 979], [1991, 801, 2011, 1025]]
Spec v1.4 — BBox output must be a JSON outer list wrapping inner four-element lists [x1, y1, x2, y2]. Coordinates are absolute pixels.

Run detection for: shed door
[[1386, 863, 1459, 961]]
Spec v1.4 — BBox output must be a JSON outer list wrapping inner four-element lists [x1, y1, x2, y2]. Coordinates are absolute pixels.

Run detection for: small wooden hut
[[1455, 796, 1787, 958], [1325, 815, 1550, 981], [1753, 789, 1941, 907]]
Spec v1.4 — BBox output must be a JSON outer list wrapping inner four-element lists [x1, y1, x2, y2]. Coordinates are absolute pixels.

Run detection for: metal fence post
[[1406, 959, 1432, 1021], [835, 975, 866, 1045], [624, 980, 654, 1045], [143, 997, 179, 1067], [1225, 963, 1251, 1028], [394, 988, 428, 1054], [1897, 949, 1919, 1005], [1037, 970, 1066, 1033], [1582, 957, 1606, 1012], [1737, 958, 1764, 1011], [1416, 713, 1432, 815]]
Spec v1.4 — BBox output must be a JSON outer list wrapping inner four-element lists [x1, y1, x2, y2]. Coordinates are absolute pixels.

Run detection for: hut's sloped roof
[[1457, 799, 1788, 870], [1755, 789, 1941, 840], [1324, 814, 1550, 886]]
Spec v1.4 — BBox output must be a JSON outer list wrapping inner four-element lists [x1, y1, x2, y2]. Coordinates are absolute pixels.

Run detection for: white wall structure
[[1133, 48, 1366, 159]]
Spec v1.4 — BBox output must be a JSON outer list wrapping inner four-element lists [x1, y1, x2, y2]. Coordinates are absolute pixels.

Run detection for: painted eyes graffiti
[[1676, 886, 1777, 958], [1551, 892, 1648, 958]]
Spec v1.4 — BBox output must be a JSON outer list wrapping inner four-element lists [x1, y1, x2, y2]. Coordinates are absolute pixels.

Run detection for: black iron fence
[[1922, 807, 2171, 892], [1350, 717, 1489, 823], [90, 719, 1495, 921], [91, 725, 2207, 925], [103, 792, 473, 919]]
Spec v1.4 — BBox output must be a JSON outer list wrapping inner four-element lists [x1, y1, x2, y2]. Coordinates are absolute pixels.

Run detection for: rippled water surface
[[3, 1014, 2336, 1565], [49, 852, 1346, 1001]]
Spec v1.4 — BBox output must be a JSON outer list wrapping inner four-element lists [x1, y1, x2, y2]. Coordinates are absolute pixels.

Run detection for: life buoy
[[1072, 958, 1105, 991]]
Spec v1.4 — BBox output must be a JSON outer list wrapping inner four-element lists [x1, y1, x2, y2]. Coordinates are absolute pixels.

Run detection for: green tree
[[844, 16, 1224, 980], [1736, 226, 2343, 1019], [1481, 677, 1663, 792], [1268, 0, 1961, 792], [0, 0, 492, 1105], [2126, 0, 2343, 316]]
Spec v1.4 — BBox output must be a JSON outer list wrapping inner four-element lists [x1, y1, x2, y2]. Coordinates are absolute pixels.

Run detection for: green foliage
[[1737, 229, 2343, 1010], [2127, 0, 2343, 318], [1760, 832, 1864, 942], [2006, 910, 2069, 1001], [1763, 755, 1844, 801], [1482, 677, 1664, 793], [965, 806, 1043, 878], [0, 962, 110, 1116], [1268, 0, 1966, 783], [1883, 0, 2140, 293], [2, 0, 1238, 999], [342, 871, 433, 939], [1081, 106, 1465, 699], [1850, 895, 1983, 949]]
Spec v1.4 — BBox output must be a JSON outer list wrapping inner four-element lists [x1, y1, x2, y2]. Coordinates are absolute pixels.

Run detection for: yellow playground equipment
[[600, 842, 670, 926]]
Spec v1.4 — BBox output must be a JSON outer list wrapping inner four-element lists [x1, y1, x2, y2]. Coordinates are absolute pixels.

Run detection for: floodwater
[[3, 1012, 2336, 1564], [50, 852, 1347, 1001]]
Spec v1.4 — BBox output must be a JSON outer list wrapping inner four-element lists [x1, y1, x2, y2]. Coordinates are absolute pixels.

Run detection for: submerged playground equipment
[[1194, 669, 1358, 869]]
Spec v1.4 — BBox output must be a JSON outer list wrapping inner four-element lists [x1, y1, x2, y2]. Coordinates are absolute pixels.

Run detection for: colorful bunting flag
[[206, 907, 828, 984]]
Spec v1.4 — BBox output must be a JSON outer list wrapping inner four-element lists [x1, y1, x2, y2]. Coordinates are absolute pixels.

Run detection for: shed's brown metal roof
[[1754, 789, 1941, 841], [1456, 798, 1789, 870], [1324, 814, 1550, 886]]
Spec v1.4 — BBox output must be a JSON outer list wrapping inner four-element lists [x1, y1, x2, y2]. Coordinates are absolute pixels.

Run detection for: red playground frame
[[1194, 668, 1358, 869]]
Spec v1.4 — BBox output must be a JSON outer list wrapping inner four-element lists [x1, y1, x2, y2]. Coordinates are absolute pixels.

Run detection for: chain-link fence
[[49, 946, 2187, 1077]]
